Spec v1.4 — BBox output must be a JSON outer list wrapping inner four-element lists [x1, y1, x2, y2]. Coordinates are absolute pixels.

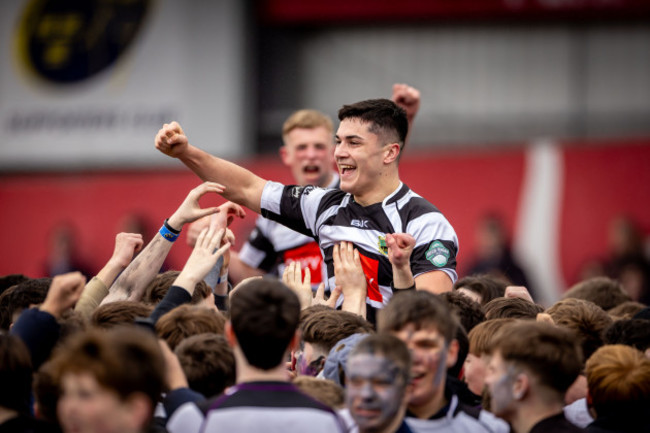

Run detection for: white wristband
[[216, 271, 228, 285]]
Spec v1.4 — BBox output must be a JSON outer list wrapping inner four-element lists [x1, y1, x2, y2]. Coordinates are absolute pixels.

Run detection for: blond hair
[[282, 109, 333, 142]]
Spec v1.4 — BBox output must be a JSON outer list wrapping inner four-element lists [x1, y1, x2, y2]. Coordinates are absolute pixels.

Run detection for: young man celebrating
[[484, 321, 585, 433], [345, 334, 414, 433], [378, 291, 508, 433], [155, 97, 458, 318]]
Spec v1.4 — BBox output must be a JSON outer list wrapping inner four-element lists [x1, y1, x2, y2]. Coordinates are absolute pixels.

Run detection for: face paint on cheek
[[298, 355, 324, 377], [490, 365, 518, 416], [432, 345, 448, 387], [347, 356, 406, 431]]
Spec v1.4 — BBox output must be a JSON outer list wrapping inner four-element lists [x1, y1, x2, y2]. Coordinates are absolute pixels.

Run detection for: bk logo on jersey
[[351, 219, 368, 228]]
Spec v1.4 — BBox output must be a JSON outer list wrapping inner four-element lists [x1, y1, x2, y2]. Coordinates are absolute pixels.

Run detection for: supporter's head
[[292, 376, 345, 410], [453, 274, 507, 305], [280, 109, 335, 187], [143, 270, 212, 306], [91, 301, 153, 330], [0, 333, 32, 415], [0, 273, 28, 296], [585, 345, 650, 424], [156, 304, 226, 350], [174, 333, 235, 398], [299, 304, 333, 322], [0, 277, 52, 330], [607, 301, 646, 320], [345, 334, 412, 433], [604, 318, 650, 355], [378, 291, 458, 409], [563, 276, 631, 311], [546, 298, 612, 362], [485, 322, 582, 421], [52, 327, 165, 433], [335, 99, 407, 197], [228, 278, 300, 370], [297, 309, 374, 376], [483, 297, 543, 320], [464, 318, 517, 396], [440, 290, 486, 333]]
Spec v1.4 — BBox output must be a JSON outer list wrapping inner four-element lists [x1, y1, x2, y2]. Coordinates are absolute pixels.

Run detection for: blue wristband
[[159, 224, 179, 242]]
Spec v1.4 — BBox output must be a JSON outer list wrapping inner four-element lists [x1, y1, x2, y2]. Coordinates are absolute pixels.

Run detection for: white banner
[[0, 0, 250, 170]]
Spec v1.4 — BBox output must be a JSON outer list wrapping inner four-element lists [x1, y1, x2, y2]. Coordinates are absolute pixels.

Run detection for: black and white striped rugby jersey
[[238, 174, 340, 290], [260, 180, 458, 312]]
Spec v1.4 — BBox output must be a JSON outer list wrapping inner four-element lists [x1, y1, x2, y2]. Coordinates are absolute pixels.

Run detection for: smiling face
[[281, 126, 335, 187], [58, 372, 136, 433], [334, 118, 400, 206], [393, 323, 456, 408], [346, 353, 408, 433]]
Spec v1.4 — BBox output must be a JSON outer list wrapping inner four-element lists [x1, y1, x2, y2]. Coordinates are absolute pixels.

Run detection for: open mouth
[[339, 164, 356, 176], [410, 371, 426, 385], [303, 165, 320, 174]]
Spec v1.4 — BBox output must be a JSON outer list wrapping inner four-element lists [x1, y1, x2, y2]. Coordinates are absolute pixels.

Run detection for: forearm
[[179, 145, 266, 213], [392, 264, 415, 290], [74, 277, 109, 319], [341, 291, 366, 319], [103, 235, 173, 303], [95, 258, 126, 290]]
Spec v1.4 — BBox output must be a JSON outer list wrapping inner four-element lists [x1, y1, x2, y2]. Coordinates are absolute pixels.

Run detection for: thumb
[[327, 286, 342, 309], [315, 282, 325, 300]]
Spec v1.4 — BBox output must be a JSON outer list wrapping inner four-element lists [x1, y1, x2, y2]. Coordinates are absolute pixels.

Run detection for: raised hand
[[386, 233, 416, 290], [174, 227, 231, 294], [155, 121, 189, 158], [40, 272, 87, 318], [313, 283, 342, 310], [333, 241, 367, 317], [392, 83, 421, 124], [167, 182, 226, 231], [386, 233, 415, 269], [282, 261, 313, 310], [109, 232, 144, 269]]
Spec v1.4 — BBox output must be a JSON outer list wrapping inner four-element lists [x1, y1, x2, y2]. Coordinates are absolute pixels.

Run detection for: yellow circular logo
[[15, 0, 151, 84]]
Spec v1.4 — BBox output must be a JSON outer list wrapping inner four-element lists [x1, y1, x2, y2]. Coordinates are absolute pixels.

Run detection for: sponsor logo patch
[[425, 240, 450, 267]]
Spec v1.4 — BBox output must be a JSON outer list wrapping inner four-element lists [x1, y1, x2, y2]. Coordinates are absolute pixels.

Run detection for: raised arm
[[155, 121, 267, 213], [391, 83, 420, 126], [391, 83, 421, 147], [75, 232, 144, 318], [103, 182, 225, 304]]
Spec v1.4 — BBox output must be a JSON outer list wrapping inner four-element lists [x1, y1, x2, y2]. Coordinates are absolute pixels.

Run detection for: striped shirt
[[260, 180, 458, 313], [167, 381, 345, 433], [239, 174, 340, 288]]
